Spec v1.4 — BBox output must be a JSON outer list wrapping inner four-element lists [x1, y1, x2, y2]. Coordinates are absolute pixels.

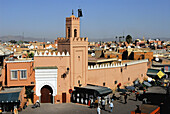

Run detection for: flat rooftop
[[88, 57, 117, 63]]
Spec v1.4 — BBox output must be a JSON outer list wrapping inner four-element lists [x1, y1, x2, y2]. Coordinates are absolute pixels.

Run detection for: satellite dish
[[155, 57, 159, 61], [91, 53, 95, 57], [118, 59, 122, 61], [148, 77, 152, 82]]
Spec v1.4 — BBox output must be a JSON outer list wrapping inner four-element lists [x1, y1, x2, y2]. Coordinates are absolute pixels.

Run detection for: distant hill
[[89, 37, 170, 42], [0, 35, 169, 42], [0, 35, 46, 42]]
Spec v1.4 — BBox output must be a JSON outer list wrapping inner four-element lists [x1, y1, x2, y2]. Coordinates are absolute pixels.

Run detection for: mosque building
[[0, 14, 148, 105]]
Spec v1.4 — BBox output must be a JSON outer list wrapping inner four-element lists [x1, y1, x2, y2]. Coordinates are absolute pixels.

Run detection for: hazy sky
[[0, 0, 170, 40]]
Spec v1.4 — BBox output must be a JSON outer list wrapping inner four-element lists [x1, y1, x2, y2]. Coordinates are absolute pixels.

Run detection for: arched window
[[68, 27, 70, 38], [74, 29, 77, 37]]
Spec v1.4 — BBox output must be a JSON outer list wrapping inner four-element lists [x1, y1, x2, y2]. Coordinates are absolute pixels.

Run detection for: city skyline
[[0, 0, 170, 41]]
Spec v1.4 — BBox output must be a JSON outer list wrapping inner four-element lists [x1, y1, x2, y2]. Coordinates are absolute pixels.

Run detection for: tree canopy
[[126, 35, 132, 44], [9, 40, 17, 44], [27, 52, 34, 58]]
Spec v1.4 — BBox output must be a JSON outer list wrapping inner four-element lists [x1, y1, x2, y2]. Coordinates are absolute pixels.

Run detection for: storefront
[[0, 87, 25, 112], [0, 92, 20, 112], [71, 84, 112, 105]]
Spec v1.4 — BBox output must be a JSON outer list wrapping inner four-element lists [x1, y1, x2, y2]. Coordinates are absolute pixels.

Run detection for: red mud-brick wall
[[88, 62, 148, 90]]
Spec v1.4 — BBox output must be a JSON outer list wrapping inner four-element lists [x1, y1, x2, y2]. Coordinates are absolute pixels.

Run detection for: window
[[120, 68, 123, 72], [78, 80, 80, 84], [68, 27, 70, 38], [78, 56, 80, 61], [20, 70, 27, 79], [11, 70, 18, 79], [103, 82, 105, 86], [74, 29, 77, 37]]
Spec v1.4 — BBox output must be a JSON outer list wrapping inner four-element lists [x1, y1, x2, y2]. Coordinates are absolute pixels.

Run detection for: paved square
[[21, 94, 142, 114]]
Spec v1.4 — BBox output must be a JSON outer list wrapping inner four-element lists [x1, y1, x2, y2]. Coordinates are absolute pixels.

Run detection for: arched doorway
[[41, 85, 53, 103]]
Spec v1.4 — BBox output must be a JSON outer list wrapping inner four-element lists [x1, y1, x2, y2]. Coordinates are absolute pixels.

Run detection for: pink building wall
[[5, 61, 35, 87], [70, 38, 88, 88], [87, 62, 148, 90]]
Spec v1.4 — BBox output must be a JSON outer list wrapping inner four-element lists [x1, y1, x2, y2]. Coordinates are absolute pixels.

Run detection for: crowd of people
[[88, 95, 115, 113], [87, 87, 146, 113]]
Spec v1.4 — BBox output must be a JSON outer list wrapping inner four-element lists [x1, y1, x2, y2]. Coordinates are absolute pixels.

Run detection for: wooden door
[[41, 85, 52, 103], [62, 93, 66, 103]]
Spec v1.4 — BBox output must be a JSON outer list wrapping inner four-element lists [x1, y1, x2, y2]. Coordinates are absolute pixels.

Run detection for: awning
[[147, 68, 160, 77], [143, 81, 152, 87], [125, 86, 135, 91], [74, 84, 112, 96], [0, 92, 20, 103]]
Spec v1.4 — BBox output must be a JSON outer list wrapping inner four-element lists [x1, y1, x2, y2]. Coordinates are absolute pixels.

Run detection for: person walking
[[0, 107, 2, 114], [36, 100, 40, 107], [88, 99, 91, 107], [166, 82, 169, 94], [143, 89, 146, 94], [95, 99, 98, 108], [109, 101, 114, 113], [14, 106, 18, 114], [97, 106, 101, 114], [124, 94, 128, 104], [135, 92, 139, 101], [101, 98, 105, 110]]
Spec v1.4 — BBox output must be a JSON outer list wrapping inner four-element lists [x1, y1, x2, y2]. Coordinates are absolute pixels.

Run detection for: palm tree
[[123, 36, 125, 42], [119, 36, 122, 42]]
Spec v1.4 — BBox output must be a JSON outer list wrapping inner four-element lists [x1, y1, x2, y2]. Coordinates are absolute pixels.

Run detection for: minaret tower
[[57, 10, 88, 88], [66, 10, 80, 38]]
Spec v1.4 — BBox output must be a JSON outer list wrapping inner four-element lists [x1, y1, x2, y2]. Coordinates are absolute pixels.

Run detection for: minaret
[[66, 10, 80, 38], [57, 11, 88, 88]]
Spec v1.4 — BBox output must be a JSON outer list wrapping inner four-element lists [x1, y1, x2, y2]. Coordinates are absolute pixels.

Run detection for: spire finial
[[72, 9, 74, 15]]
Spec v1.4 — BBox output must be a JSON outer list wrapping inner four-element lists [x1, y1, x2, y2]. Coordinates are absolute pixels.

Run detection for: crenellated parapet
[[88, 59, 148, 70], [72, 37, 88, 42], [57, 37, 88, 43], [57, 37, 70, 43], [88, 63, 123, 70], [34, 51, 70, 57]]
